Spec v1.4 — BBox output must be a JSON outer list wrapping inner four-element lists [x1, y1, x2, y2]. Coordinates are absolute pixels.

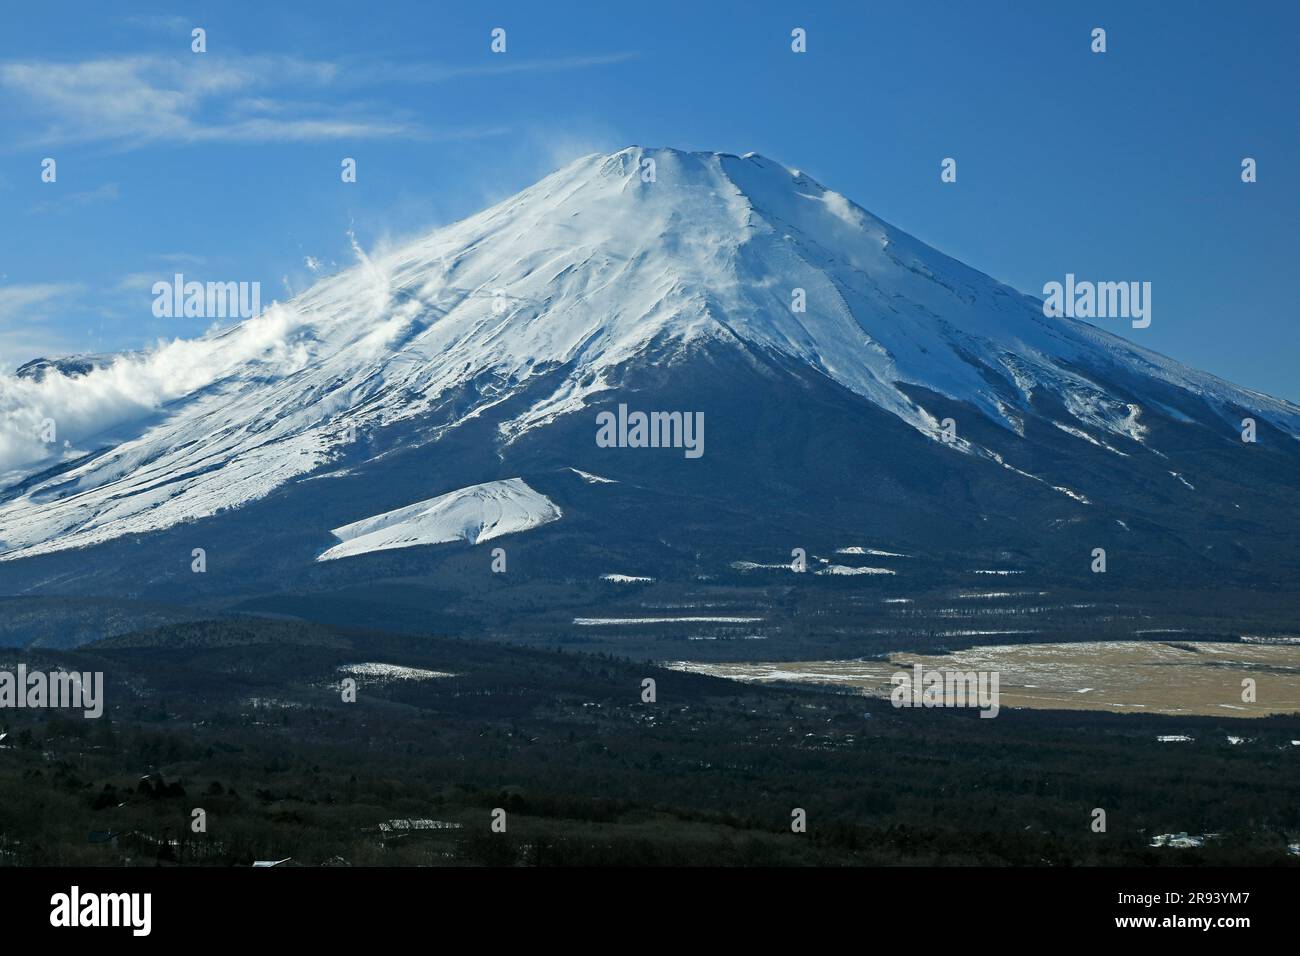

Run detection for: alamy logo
[[890, 664, 1000, 718], [1042, 274, 1151, 328], [0, 665, 103, 718], [596, 404, 704, 459], [50, 886, 151, 936], [152, 273, 262, 319]]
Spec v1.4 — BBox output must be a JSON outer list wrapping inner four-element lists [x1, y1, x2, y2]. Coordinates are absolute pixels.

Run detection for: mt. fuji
[[2, 147, 1298, 627]]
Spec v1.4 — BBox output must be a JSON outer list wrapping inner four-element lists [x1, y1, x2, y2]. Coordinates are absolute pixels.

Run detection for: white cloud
[[0, 231, 396, 475], [0, 50, 635, 151], [0, 297, 311, 475], [0, 55, 423, 148]]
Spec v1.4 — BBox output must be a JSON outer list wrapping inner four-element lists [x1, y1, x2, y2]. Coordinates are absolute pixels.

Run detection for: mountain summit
[[2, 147, 1298, 599]]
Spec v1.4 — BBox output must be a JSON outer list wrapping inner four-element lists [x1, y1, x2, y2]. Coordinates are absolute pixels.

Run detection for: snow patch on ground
[[731, 560, 793, 571], [569, 468, 616, 484], [574, 616, 763, 625], [1149, 832, 1218, 848], [317, 478, 560, 561], [815, 564, 896, 576], [1052, 421, 1129, 457], [337, 662, 456, 681]]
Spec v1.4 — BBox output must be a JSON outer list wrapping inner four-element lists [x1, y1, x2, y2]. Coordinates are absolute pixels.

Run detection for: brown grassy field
[[667, 640, 1300, 717]]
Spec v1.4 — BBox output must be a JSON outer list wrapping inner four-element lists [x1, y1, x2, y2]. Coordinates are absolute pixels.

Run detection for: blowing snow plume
[[0, 147, 1298, 571]]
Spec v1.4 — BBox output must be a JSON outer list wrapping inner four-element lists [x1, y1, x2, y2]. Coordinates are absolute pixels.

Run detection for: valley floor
[[2, 619, 1298, 867], [668, 639, 1300, 717]]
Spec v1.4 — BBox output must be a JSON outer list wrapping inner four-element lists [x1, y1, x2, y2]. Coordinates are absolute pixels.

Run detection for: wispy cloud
[[30, 181, 120, 215], [120, 14, 192, 33], [111, 272, 163, 295], [0, 54, 426, 148], [375, 51, 641, 84], [157, 252, 208, 267], [0, 51, 637, 151], [0, 283, 85, 369], [0, 283, 83, 323]]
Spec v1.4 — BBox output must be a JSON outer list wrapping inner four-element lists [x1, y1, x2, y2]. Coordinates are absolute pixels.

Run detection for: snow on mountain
[[1, 145, 1298, 561], [816, 565, 896, 576], [317, 477, 559, 561], [569, 468, 617, 484]]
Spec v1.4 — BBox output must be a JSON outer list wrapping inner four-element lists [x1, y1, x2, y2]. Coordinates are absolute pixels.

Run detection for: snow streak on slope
[[1, 146, 1298, 560], [316, 478, 559, 561]]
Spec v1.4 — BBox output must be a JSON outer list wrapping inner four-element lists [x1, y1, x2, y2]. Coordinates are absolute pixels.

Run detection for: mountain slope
[[0, 146, 1297, 599]]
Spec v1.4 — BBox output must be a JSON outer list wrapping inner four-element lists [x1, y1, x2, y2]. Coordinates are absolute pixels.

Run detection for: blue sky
[[1, 1, 1296, 399]]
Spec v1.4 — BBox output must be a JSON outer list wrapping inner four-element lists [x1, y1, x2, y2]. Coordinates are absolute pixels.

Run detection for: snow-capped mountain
[[1, 147, 1298, 597]]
